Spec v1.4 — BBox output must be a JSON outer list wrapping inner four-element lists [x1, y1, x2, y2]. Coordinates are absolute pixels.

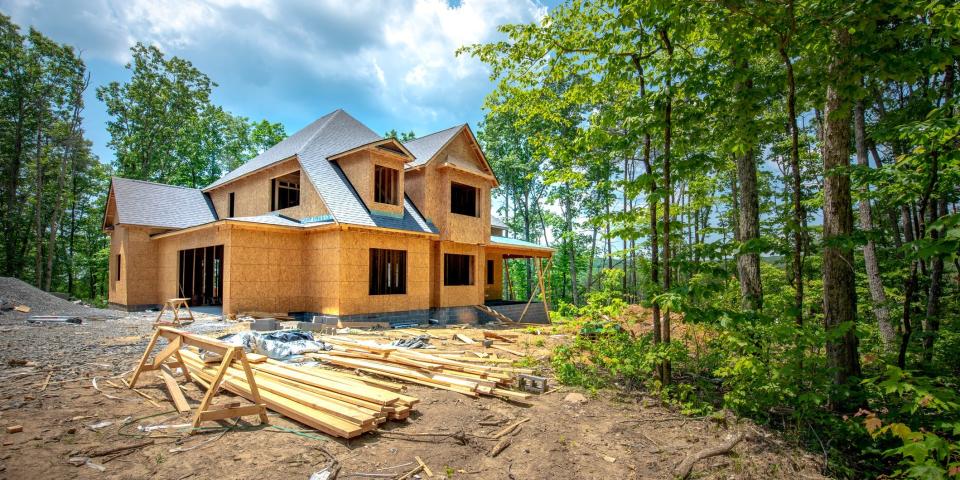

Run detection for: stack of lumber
[[178, 349, 418, 438], [308, 336, 534, 402]]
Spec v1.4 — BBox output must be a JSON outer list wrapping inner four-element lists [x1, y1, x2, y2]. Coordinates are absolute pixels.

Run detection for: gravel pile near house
[[0, 277, 122, 321]]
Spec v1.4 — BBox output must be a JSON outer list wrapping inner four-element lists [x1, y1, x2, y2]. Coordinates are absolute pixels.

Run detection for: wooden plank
[[253, 362, 399, 405], [489, 344, 525, 357], [128, 329, 161, 388], [315, 354, 480, 397], [482, 331, 515, 343], [454, 333, 476, 344], [246, 353, 268, 363], [197, 404, 265, 423], [160, 369, 190, 413], [180, 353, 364, 438]]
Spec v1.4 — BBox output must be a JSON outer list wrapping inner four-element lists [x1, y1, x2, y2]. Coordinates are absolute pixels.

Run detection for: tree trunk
[[33, 106, 44, 289], [821, 31, 861, 391], [641, 134, 663, 382], [868, 143, 903, 251], [586, 223, 597, 293], [523, 189, 532, 298], [735, 146, 762, 311], [659, 27, 673, 386], [781, 41, 806, 326], [565, 183, 578, 306], [854, 100, 894, 352], [923, 199, 946, 364], [3, 96, 26, 276]]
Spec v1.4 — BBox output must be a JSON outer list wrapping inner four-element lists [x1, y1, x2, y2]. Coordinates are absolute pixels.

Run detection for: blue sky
[[1, 0, 550, 165]]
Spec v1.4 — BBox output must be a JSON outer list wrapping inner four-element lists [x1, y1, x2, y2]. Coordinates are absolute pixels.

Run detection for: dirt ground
[[0, 307, 828, 479]]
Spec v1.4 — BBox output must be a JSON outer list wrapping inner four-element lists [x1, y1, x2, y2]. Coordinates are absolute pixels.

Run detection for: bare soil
[[0, 301, 827, 479]]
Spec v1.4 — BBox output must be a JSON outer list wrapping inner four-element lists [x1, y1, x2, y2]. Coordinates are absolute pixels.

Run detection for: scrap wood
[[85, 439, 155, 458], [482, 331, 514, 343], [120, 379, 165, 409], [453, 333, 476, 344], [415, 456, 433, 477], [674, 431, 746, 480], [397, 464, 424, 480], [488, 344, 525, 357], [14, 305, 30, 313], [492, 417, 530, 438], [160, 369, 191, 413], [488, 437, 512, 457], [39, 372, 53, 392]]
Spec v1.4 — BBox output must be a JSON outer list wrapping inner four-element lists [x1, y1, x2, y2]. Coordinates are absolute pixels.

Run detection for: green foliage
[[861, 367, 960, 479], [384, 129, 416, 141], [96, 43, 285, 187]]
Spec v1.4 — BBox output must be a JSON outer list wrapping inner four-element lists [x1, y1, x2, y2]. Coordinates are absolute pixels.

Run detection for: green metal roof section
[[489, 235, 553, 250]]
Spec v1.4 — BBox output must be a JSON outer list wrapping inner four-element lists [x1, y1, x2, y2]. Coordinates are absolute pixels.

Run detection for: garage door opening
[[178, 245, 224, 307]]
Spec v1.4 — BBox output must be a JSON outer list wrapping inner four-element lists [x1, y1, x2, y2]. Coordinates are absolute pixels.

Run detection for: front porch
[[484, 235, 553, 324]]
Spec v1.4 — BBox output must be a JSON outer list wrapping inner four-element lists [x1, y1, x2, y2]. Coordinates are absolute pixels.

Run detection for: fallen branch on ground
[[674, 432, 745, 480]]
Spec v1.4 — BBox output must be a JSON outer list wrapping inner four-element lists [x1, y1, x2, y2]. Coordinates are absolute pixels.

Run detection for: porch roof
[[487, 235, 553, 258]]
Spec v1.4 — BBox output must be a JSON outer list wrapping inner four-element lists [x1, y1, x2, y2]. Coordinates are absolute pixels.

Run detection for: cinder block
[[251, 318, 278, 331], [297, 321, 326, 332]]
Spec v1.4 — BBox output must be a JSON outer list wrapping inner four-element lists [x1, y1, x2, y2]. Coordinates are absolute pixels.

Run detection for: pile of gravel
[[0, 277, 122, 320]]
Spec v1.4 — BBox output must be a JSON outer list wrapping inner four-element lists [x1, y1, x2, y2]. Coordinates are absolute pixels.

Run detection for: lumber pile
[[308, 336, 534, 402], [178, 348, 418, 438]]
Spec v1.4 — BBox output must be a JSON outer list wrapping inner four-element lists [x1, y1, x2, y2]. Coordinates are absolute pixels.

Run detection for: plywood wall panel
[[334, 230, 431, 315], [208, 157, 328, 220]]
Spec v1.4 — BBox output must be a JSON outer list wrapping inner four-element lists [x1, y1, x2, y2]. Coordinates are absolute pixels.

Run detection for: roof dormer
[[330, 138, 414, 217]]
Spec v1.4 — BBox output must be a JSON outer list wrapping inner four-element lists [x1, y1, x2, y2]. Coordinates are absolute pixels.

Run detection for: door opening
[[178, 245, 224, 306]]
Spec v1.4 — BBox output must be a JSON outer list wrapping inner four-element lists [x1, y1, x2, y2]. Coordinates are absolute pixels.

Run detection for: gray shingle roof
[[110, 177, 217, 229], [205, 109, 436, 235], [491, 215, 508, 230], [205, 110, 341, 190], [402, 125, 463, 169], [229, 215, 305, 228]]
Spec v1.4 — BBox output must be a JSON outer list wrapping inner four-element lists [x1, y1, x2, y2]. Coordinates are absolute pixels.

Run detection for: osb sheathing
[[302, 228, 342, 315], [223, 226, 307, 314], [431, 241, 485, 308], [335, 229, 431, 315], [437, 167, 491, 245], [207, 157, 328, 220], [108, 225, 164, 306], [156, 224, 231, 309], [404, 130, 492, 245], [484, 252, 503, 301], [336, 149, 405, 217]]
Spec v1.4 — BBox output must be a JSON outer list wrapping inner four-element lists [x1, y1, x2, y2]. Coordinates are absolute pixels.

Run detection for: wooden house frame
[[104, 109, 553, 325]]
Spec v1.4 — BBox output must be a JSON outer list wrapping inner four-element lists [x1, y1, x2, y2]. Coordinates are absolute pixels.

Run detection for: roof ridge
[[405, 124, 463, 143], [113, 177, 200, 191], [296, 109, 347, 156]]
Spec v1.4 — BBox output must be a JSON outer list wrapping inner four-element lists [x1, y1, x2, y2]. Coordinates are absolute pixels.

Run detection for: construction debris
[[310, 336, 533, 402]]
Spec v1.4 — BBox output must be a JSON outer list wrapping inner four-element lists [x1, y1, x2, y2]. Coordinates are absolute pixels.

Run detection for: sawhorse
[[155, 298, 195, 327], [128, 327, 268, 430]]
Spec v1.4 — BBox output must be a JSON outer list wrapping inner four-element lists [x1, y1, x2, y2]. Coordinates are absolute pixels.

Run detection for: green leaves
[[96, 43, 284, 187]]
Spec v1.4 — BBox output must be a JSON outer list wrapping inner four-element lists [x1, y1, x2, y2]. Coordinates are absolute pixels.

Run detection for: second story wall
[[208, 157, 328, 221], [336, 149, 406, 217], [405, 130, 493, 245]]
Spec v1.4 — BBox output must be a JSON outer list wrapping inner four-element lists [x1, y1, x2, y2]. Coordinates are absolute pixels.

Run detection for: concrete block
[[297, 321, 326, 332], [251, 318, 278, 331]]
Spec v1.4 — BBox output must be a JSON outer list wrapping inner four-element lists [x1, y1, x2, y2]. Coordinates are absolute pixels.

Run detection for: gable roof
[[402, 125, 463, 169], [108, 177, 218, 229], [402, 124, 499, 187], [203, 109, 435, 235]]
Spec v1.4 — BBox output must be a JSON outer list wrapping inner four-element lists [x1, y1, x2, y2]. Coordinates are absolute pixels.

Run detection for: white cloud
[[0, 0, 546, 136]]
